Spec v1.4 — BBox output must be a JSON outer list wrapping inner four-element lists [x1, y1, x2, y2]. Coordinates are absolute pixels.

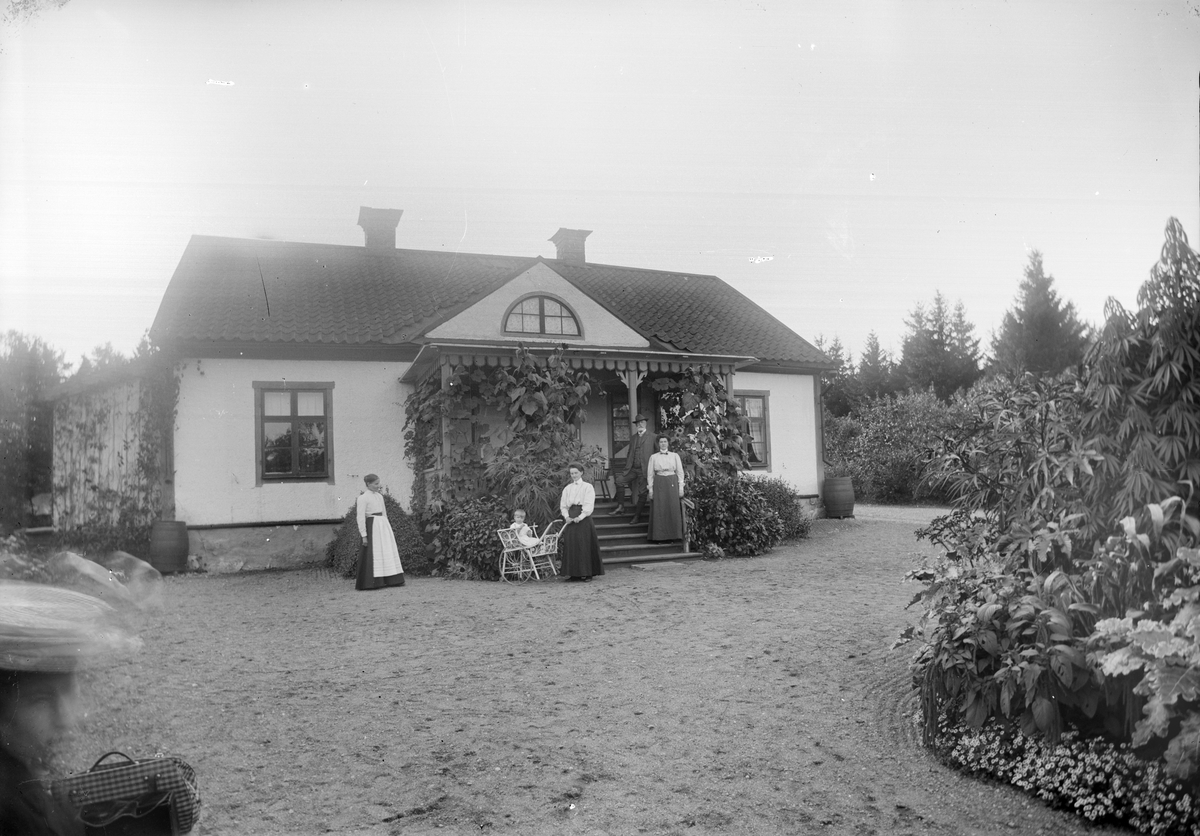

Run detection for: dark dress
[[648, 451, 685, 542], [649, 471, 684, 541], [356, 515, 406, 590], [560, 479, 605, 579]]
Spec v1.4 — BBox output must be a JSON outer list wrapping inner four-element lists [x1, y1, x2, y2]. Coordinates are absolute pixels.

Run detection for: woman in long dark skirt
[[355, 473, 406, 590], [559, 462, 605, 582], [647, 435, 685, 542]]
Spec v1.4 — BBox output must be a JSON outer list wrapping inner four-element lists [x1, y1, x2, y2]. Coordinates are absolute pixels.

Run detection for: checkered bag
[[51, 751, 201, 835]]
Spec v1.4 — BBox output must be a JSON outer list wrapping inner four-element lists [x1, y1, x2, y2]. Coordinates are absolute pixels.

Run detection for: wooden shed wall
[[52, 379, 160, 528]]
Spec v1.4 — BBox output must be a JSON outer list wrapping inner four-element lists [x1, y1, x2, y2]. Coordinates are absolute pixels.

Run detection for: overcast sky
[[2, 0, 1197, 370]]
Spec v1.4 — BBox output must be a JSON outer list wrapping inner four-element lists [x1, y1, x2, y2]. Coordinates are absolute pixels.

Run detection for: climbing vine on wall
[[403, 371, 444, 515], [650, 366, 750, 478], [52, 356, 179, 555], [403, 344, 603, 524]]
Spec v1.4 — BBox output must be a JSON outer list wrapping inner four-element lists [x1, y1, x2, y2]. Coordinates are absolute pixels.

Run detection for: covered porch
[[400, 341, 756, 483]]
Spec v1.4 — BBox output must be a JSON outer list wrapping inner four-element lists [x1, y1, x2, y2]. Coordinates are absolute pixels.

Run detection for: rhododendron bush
[[900, 219, 1200, 832]]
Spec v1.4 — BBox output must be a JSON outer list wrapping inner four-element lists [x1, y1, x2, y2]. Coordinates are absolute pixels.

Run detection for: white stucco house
[[55, 208, 835, 571]]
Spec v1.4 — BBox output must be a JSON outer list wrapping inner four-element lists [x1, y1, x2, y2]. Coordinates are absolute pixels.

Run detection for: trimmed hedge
[[325, 492, 430, 578]]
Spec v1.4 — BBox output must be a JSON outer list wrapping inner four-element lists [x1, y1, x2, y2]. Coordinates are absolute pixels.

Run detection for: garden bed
[[59, 508, 1131, 835]]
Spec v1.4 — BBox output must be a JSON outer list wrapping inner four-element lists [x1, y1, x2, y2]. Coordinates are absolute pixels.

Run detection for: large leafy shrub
[[902, 219, 1200, 797], [1086, 497, 1200, 775], [825, 389, 962, 503], [689, 474, 783, 556], [483, 444, 603, 531], [423, 495, 511, 580], [920, 371, 1101, 568], [325, 492, 430, 578], [1080, 217, 1200, 526], [750, 476, 812, 542]]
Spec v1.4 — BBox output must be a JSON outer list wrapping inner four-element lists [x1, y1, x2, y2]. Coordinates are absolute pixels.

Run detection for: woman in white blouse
[[355, 473, 406, 590], [559, 462, 605, 582], [647, 435, 685, 542]]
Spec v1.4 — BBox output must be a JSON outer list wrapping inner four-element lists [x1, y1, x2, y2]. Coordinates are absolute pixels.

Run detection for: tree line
[[819, 250, 1091, 417]]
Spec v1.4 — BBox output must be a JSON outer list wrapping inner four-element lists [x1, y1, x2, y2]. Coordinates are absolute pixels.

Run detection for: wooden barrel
[[823, 476, 856, 519], [149, 520, 189, 574]]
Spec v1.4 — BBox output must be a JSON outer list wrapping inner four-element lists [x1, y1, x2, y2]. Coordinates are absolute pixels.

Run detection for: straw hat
[[0, 581, 142, 673]]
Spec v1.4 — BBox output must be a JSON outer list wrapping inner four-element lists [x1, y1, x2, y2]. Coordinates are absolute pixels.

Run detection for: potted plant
[[822, 460, 855, 519]]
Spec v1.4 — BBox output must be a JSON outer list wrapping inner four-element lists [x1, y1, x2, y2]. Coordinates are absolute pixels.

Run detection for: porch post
[[623, 368, 645, 417]]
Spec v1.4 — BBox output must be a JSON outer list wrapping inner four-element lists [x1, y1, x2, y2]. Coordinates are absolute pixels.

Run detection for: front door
[[609, 394, 631, 469], [606, 383, 657, 469]]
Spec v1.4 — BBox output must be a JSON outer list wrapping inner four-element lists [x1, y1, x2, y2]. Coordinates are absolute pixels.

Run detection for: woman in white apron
[[356, 474, 406, 590]]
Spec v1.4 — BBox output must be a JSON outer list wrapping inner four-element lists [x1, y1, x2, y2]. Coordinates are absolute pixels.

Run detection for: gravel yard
[[62, 506, 1133, 835]]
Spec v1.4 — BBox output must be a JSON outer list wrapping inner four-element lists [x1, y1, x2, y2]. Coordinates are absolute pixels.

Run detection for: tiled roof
[[552, 262, 830, 365], [151, 236, 530, 346], [151, 235, 832, 367]]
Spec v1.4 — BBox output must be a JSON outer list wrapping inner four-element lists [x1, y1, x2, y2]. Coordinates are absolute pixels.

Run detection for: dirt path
[[66, 507, 1133, 835]]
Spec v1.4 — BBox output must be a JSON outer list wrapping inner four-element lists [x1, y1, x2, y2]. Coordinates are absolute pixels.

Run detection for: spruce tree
[[857, 331, 897, 400], [900, 292, 981, 401], [815, 335, 856, 417], [991, 251, 1090, 376]]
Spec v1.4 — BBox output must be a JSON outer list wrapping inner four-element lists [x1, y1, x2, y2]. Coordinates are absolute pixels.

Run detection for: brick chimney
[[357, 206, 404, 251], [549, 228, 592, 265]]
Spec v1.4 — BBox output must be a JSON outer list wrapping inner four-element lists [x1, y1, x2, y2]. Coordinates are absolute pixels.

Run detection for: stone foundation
[[188, 523, 339, 574], [799, 496, 823, 519]]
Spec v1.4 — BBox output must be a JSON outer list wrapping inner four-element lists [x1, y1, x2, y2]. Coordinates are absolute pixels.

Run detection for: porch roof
[[398, 342, 757, 384]]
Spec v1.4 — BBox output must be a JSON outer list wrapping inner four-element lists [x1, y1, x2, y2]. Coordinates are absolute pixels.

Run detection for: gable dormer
[[423, 261, 649, 348]]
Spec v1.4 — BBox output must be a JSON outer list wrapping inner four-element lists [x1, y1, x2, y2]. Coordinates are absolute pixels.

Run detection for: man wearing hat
[[611, 413, 654, 524], [1, 581, 142, 835]]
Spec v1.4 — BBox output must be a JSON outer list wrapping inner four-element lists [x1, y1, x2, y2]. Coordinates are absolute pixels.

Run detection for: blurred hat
[[0, 581, 142, 673], [633, 413, 648, 423]]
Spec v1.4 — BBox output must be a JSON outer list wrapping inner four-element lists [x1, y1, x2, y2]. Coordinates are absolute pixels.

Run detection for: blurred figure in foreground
[[0, 581, 142, 835]]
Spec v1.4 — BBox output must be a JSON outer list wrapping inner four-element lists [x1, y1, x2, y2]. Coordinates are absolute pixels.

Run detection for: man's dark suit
[[614, 429, 654, 519]]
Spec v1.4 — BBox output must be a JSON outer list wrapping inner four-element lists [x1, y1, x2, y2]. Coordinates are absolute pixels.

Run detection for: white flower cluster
[[936, 715, 1200, 835]]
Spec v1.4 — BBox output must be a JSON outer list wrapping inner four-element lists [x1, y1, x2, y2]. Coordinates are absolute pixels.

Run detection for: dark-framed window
[[503, 295, 582, 337], [733, 391, 769, 469], [253, 382, 335, 484]]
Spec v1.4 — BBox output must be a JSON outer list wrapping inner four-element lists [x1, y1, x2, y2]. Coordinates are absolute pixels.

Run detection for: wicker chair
[[496, 528, 537, 583], [526, 519, 564, 578], [496, 519, 566, 582]]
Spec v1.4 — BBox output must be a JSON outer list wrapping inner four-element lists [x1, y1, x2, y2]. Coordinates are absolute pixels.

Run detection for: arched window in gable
[[503, 295, 581, 337]]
